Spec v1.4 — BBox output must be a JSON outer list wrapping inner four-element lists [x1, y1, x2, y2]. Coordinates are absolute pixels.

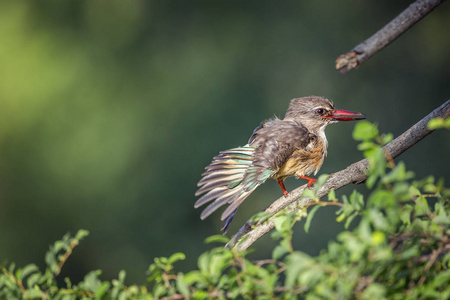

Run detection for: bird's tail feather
[[221, 208, 238, 233], [195, 145, 258, 231]]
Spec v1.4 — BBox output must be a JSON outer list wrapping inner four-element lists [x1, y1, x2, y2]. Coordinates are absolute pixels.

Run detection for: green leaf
[[248, 211, 272, 223], [83, 270, 102, 292], [192, 290, 209, 299], [168, 252, 186, 265], [345, 212, 358, 229], [361, 283, 387, 300], [183, 270, 204, 286], [357, 141, 375, 151], [280, 239, 292, 253], [427, 118, 445, 130], [208, 252, 229, 281], [433, 269, 450, 288], [304, 205, 320, 233], [336, 212, 346, 223], [197, 252, 209, 273], [272, 245, 289, 260], [153, 283, 167, 298], [366, 174, 378, 189], [358, 219, 372, 243], [392, 182, 410, 200], [298, 268, 324, 286], [380, 133, 393, 145], [370, 231, 385, 246], [301, 188, 315, 199], [383, 162, 406, 183], [353, 121, 379, 141], [176, 273, 190, 296], [118, 270, 126, 284], [27, 273, 42, 288], [285, 252, 312, 287], [328, 189, 337, 202], [75, 229, 89, 241], [274, 215, 290, 233], [400, 245, 419, 260], [53, 241, 67, 253], [409, 185, 421, 197], [95, 281, 111, 298], [368, 209, 388, 231], [45, 251, 58, 273], [400, 205, 413, 225], [414, 196, 429, 216], [349, 190, 364, 210], [18, 264, 38, 281], [368, 189, 395, 207], [24, 289, 44, 299], [314, 174, 329, 193], [205, 235, 229, 244], [434, 214, 450, 225]]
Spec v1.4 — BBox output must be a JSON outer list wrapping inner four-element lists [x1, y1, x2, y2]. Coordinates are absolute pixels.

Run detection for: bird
[[195, 96, 365, 233]]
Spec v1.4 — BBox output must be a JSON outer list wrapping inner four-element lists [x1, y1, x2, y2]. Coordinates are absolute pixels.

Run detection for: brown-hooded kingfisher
[[195, 96, 366, 233]]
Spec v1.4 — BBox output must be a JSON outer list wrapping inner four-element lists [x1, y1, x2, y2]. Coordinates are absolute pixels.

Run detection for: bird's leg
[[299, 175, 317, 187], [277, 179, 289, 196]]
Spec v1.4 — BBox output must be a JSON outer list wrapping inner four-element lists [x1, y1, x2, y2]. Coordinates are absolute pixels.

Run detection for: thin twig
[[336, 0, 445, 74], [227, 100, 450, 251], [417, 236, 448, 285], [1, 267, 26, 294], [383, 148, 397, 170], [54, 239, 79, 276]]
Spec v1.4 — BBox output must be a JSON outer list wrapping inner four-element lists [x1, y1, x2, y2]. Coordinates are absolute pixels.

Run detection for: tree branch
[[227, 99, 450, 251], [335, 0, 446, 74]]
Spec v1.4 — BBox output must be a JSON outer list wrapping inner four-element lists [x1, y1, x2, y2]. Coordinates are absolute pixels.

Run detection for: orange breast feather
[[275, 137, 326, 180]]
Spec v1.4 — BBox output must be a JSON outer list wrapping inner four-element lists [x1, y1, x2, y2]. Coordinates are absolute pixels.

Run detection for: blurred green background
[[0, 0, 449, 284]]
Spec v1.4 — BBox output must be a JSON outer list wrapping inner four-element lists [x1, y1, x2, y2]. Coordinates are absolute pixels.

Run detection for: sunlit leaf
[[205, 235, 229, 244], [353, 121, 379, 141], [328, 188, 337, 202], [168, 252, 186, 265], [427, 118, 445, 130], [304, 205, 320, 233], [176, 273, 190, 296], [272, 245, 288, 260], [75, 230, 89, 241]]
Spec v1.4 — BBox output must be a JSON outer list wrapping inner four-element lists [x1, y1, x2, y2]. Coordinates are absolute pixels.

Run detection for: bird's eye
[[316, 108, 324, 114]]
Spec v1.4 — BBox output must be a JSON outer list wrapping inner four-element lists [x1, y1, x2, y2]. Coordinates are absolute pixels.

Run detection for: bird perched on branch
[[195, 96, 365, 233]]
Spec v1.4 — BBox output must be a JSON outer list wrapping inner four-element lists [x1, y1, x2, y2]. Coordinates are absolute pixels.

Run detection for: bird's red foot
[[278, 179, 289, 196], [299, 175, 317, 187]]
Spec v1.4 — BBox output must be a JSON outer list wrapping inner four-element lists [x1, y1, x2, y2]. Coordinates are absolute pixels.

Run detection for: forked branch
[[228, 99, 450, 251], [335, 0, 445, 74]]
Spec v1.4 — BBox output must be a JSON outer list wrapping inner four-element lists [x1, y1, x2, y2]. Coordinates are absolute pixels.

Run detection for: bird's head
[[284, 96, 366, 133]]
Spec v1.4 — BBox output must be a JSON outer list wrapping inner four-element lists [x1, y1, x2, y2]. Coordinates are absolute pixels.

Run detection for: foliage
[[427, 117, 450, 130], [1, 122, 449, 299]]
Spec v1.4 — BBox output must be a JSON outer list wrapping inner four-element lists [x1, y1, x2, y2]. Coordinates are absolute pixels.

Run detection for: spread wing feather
[[195, 144, 274, 232], [195, 119, 313, 232]]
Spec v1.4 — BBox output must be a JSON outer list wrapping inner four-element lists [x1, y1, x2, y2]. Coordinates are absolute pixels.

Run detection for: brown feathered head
[[284, 96, 365, 133]]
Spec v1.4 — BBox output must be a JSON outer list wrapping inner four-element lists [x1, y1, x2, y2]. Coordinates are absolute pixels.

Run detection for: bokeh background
[[1, 0, 449, 284]]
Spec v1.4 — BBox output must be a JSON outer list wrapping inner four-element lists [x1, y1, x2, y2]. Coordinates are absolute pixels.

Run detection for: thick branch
[[228, 100, 450, 251], [335, 0, 445, 74]]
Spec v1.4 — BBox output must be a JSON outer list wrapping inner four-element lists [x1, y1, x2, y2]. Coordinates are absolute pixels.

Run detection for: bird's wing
[[195, 119, 311, 232], [195, 144, 272, 232], [249, 119, 313, 172]]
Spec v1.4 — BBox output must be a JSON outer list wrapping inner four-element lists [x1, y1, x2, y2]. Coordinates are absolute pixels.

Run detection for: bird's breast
[[276, 135, 327, 180]]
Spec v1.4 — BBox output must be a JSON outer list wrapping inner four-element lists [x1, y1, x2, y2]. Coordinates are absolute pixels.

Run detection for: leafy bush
[[1, 121, 449, 299]]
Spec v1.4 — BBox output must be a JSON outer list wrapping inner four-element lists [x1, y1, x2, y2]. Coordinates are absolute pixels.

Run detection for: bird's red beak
[[323, 109, 366, 121]]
